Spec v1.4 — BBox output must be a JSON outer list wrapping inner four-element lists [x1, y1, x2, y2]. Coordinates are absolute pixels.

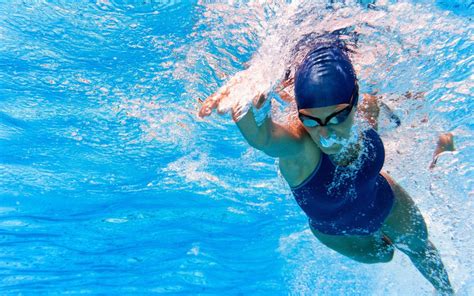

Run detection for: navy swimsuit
[[290, 129, 395, 236]]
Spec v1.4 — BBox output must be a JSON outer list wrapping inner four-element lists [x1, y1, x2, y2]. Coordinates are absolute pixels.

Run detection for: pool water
[[0, 1, 472, 295]]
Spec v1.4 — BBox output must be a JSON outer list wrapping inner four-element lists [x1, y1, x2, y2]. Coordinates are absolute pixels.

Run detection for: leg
[[381, 173, 454, 294], [310, 226, 394, 264], [430, 132, 455, 169]]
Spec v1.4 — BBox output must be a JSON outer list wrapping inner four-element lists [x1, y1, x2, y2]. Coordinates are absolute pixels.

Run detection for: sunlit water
[[0, 1, 472, 295]]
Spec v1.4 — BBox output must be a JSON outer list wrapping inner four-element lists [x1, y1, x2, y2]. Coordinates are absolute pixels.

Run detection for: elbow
[[246, 129, 272, 152], [248, 135, 271, 156], [247, 135, 270, 151]]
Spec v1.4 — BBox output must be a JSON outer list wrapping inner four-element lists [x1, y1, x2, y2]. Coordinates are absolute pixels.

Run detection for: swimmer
[[199, 38, 454, 294]]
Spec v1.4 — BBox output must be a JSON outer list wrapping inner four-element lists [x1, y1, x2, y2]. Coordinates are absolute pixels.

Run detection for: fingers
[[198, 98, 217, 118], [275, 77, 294, 103], [216, 106, 228, 115], [198, 96, 214, 118], [197, 74, 246, 118], [276, 77, 294, 92], [197, 88, 229, 118], [253, 93, 267, 109], [278, 91, 293, 103], [198, 105, 211, 118], [230, 102, 248, 122]]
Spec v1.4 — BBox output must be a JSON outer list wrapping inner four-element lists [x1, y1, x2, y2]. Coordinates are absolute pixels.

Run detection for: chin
[[318, 144, 343, 155]]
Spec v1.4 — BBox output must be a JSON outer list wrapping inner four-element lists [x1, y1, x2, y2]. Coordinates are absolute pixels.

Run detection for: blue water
[[0, 1, 472, 295]]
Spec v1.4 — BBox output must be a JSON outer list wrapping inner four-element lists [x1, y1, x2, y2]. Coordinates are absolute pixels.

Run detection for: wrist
[[252, 96, 272, 126]]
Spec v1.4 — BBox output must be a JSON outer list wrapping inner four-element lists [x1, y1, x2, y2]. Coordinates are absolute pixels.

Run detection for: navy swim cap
[[294, 42, 357, 109]]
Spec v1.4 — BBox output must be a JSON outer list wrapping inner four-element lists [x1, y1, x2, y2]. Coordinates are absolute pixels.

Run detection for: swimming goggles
[[298, 88, 357, 128]]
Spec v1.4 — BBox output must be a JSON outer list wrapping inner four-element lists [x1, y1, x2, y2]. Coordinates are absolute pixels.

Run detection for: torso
[[282, 128, 395, 236]]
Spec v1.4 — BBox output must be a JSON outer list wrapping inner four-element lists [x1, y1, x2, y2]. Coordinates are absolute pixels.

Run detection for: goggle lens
[[298, 105, 352, 127]]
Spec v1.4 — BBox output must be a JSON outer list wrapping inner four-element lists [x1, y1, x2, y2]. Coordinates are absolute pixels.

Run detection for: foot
[[429, 133, 455, 169]]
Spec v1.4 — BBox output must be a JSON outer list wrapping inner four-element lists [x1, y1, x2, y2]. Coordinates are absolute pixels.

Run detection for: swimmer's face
[[299, 104, 356, 154]]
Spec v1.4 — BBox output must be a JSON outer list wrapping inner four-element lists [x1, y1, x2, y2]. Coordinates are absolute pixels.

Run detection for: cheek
[[332, 125, 351, 138], [304, 127, 318, 140], [333, 114, 355, 137], [303, 127, 323, 145]]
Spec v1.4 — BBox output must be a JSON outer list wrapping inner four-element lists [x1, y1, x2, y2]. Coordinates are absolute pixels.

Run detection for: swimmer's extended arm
[[199, 73, 304, 158]]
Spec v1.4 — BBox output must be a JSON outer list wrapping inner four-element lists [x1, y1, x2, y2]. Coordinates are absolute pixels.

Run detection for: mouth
[[319, 133, 346, 149], [317, 125, 361, 155]]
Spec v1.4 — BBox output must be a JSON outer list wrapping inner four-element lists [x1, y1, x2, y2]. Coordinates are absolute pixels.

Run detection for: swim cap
[[294, 42, 357, 109]]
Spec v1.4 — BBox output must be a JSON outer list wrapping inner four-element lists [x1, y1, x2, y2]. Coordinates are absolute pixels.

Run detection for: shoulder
[[360, 128, 386, 170], [364, 128, 384, 147], [279, 129, 321, 187]]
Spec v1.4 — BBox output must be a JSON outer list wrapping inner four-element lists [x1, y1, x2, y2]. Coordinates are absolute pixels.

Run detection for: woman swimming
[[198, 38, 454, 294]]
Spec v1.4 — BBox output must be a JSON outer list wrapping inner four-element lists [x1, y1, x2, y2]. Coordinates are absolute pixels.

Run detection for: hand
[[275, 76, 294, 103], [198, 69, 274, 121], [229, 92, 268, 122], [198, 73, 244, 118], [198, 85, 231, 118]]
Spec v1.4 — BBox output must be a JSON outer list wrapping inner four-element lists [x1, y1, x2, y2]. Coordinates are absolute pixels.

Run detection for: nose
[[318, 126, 329, 138]]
